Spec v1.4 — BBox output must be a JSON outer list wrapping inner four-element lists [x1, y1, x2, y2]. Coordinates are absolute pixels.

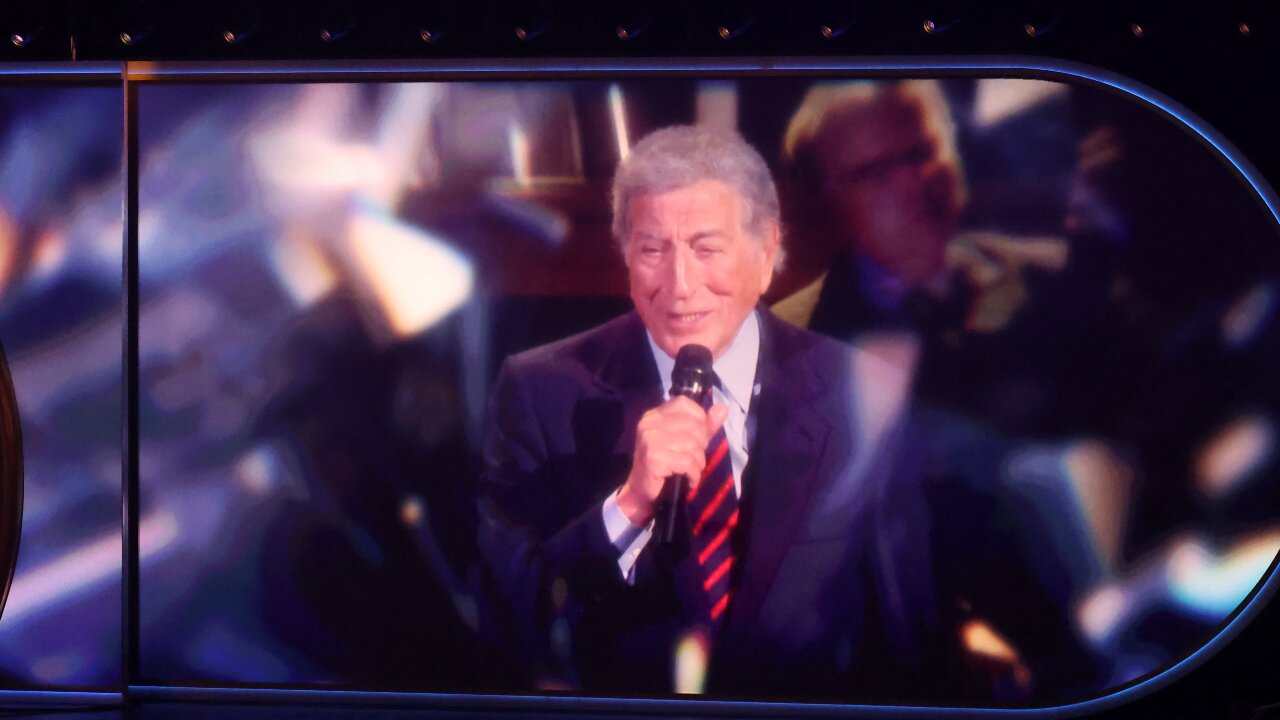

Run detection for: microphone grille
[[671, 344, 714, 402], [674, 344, 712, 369]]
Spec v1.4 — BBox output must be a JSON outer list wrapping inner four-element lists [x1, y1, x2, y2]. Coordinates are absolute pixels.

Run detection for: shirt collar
[[646, 310, 760, 416]]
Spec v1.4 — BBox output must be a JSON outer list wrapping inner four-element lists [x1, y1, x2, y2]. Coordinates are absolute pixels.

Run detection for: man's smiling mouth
[[670, 311, 711, 326]]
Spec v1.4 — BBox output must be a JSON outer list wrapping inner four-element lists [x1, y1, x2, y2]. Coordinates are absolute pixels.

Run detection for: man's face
[[816, 93, 962, 284], [624, 179, 779, 360]]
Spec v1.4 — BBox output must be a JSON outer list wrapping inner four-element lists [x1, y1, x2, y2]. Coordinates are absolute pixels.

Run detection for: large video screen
[[131, 74, 1280, 706]]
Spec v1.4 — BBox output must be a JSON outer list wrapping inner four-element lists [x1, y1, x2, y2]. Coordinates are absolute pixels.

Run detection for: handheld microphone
[[656, 344, 714, 544]]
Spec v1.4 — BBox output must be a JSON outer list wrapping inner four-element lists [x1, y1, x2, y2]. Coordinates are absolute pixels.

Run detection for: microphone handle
[[657, 473, 685, 543]]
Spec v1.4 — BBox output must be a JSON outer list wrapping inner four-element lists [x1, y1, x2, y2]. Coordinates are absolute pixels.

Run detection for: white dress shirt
[[602, 311, 761, 582]]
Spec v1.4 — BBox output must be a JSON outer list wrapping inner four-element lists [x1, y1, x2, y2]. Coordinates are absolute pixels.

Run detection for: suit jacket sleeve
[[474, 356, 633, 686]]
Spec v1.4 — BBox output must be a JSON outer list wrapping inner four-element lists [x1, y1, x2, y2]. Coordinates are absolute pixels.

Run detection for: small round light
[[319, 29, 333, 42], [9, 34, 25, 47], [616, 26, 630, 40], [1024, 23, 1038, 37], [222, 30, 237, 43], [515, 26, 528, 40], [923, 19, 937, 34], [1130, 23, 1145, 38], [400, 497, 424, 526], [419, 29, 434, 42], [119, 32, 133, 45], [820, 24, 834, 38], [717, 25, 732, 40], [1238, 22, 1251, 36]]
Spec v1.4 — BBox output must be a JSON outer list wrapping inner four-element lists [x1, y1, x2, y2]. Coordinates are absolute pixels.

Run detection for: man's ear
[[758, 224, 782, 293], [620, 238, 633, 268]]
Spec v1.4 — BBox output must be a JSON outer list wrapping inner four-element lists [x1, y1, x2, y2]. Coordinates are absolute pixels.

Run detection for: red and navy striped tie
[[687, 390, 738, 627]]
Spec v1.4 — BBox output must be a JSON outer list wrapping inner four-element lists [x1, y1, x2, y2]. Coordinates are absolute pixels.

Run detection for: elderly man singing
[[476, 125, 945, 701]]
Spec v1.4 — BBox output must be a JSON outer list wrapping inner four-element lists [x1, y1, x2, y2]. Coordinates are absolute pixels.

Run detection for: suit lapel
[[592, 312, 666, 444], [724, 310, 831, 637], [593, 311, 663, 401]]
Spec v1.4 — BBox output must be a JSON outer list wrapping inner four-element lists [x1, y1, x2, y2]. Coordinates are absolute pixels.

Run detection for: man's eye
[[695, 245, 722, 258], [639, 246, 662, 257]]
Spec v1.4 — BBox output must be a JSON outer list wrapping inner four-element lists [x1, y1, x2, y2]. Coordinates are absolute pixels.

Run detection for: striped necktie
[[686, 384, 739, 627]]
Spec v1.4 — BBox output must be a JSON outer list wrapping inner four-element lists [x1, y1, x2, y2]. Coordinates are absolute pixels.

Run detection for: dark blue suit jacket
[[476, 307, 961, 701]]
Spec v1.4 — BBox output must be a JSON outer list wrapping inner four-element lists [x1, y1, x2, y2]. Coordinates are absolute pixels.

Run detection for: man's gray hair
[[781, 79, 966, 207], [611, 125, 783, 255]]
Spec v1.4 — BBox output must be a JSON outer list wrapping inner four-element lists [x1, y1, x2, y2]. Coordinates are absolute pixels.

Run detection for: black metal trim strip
[[122, 62, 141, 694]]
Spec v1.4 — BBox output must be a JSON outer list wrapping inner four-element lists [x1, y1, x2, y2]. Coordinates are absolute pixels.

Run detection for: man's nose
[[891, 158, 929, 192], [668, 245, 697, 298]]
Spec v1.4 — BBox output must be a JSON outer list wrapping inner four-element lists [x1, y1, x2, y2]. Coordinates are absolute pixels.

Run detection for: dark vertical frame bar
[[122, 62, 141, 693]]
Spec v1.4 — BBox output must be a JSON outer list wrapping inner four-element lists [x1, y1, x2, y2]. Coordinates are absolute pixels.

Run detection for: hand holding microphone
[[616, 345, 727, 541]]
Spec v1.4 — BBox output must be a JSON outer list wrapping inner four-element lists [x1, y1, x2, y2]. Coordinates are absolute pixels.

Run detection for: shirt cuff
[[602, 489, 653, 584]]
